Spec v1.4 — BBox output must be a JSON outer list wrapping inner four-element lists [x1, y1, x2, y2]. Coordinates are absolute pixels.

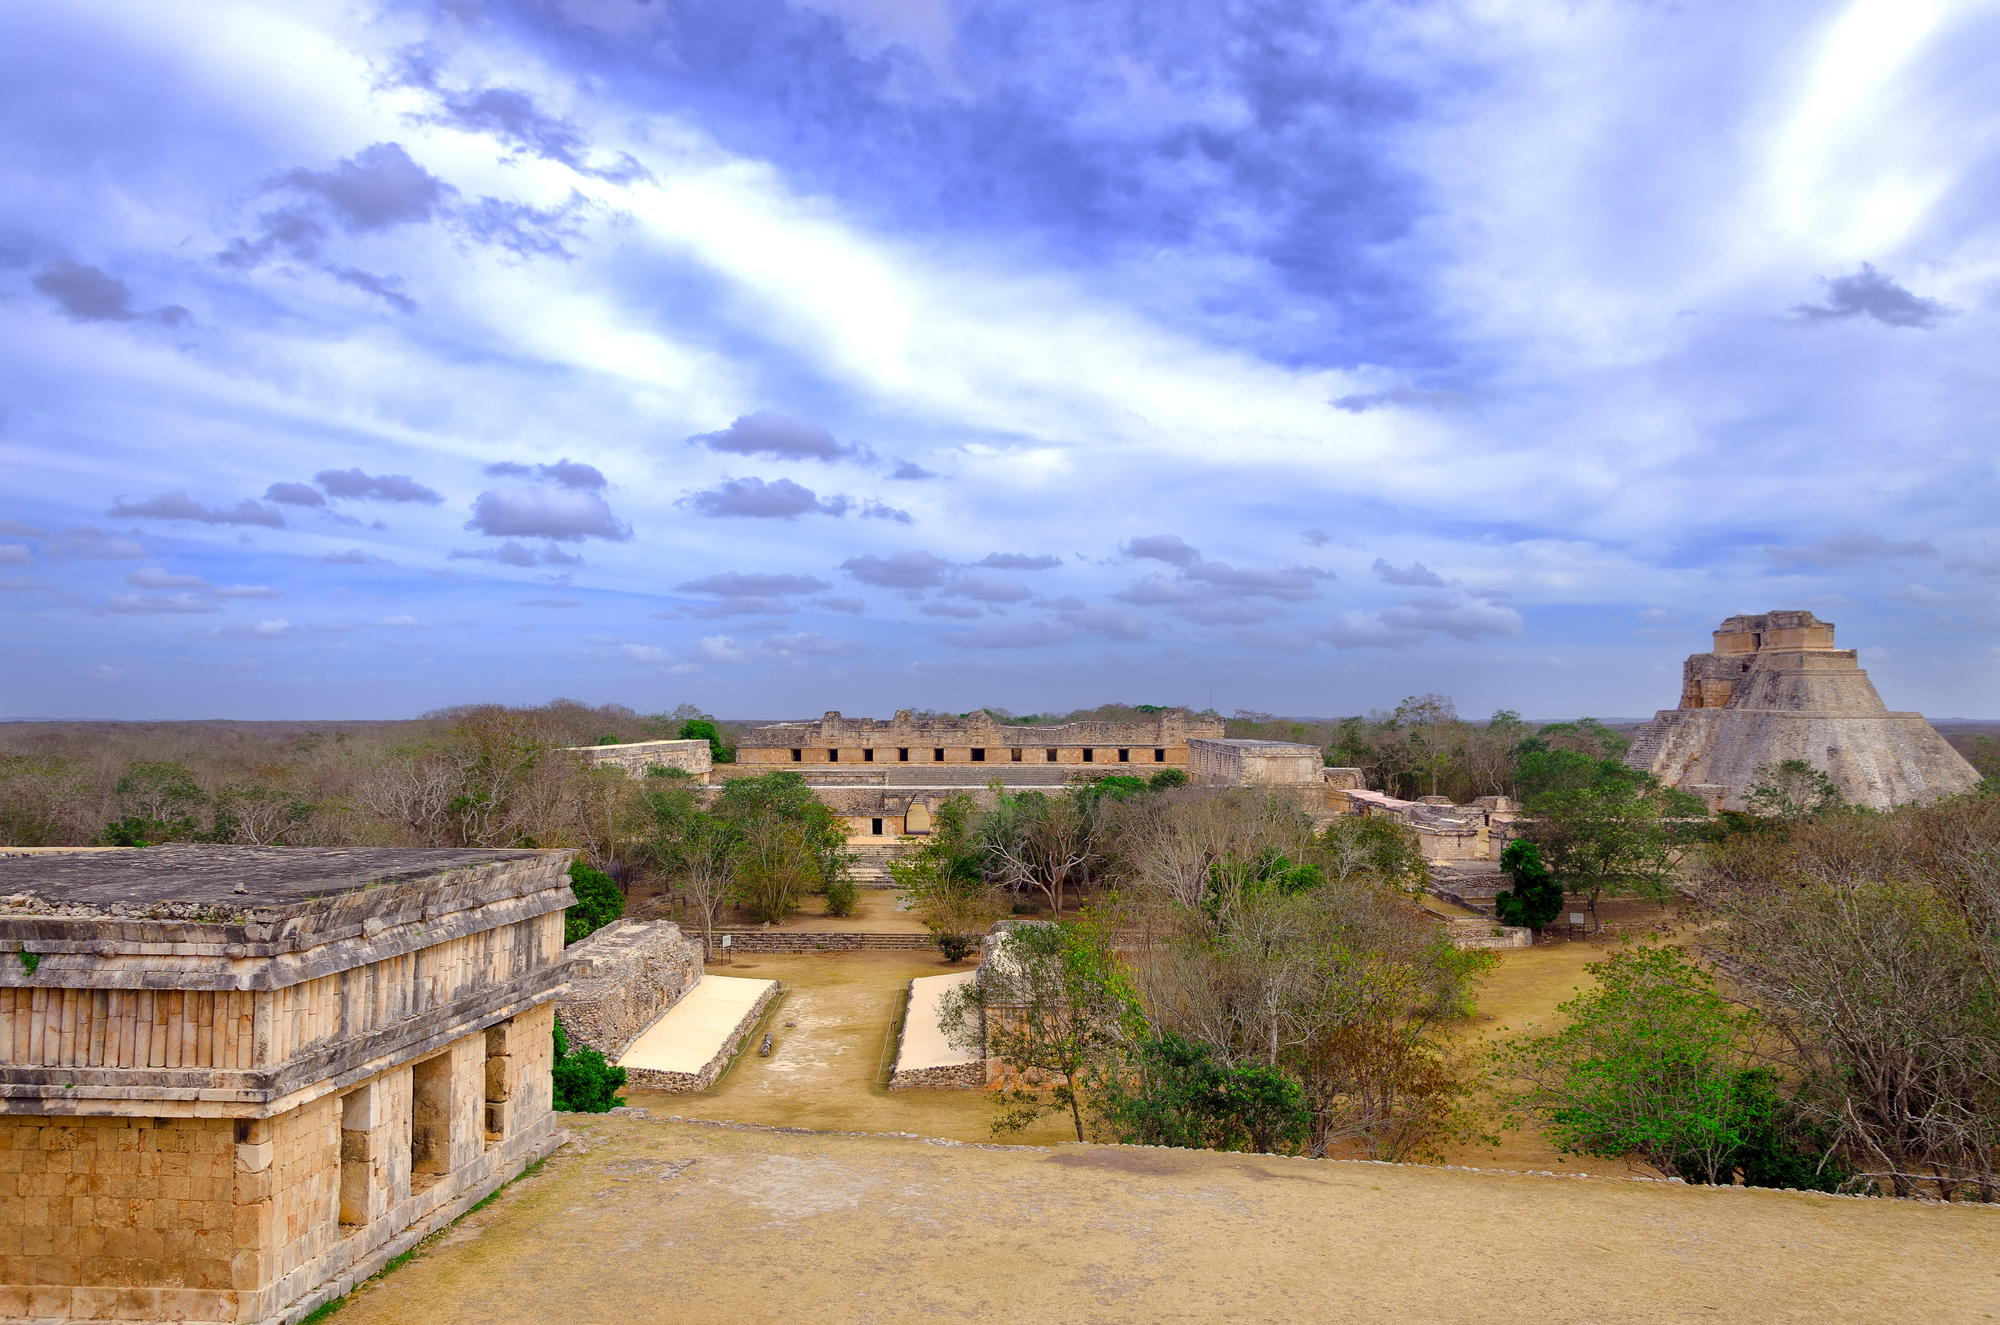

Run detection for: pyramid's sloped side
[[1628, 709, 1979, 810], [1727, 665, 1888, 714]]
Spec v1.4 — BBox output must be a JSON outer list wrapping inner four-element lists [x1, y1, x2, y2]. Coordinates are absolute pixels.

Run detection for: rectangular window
[[790, 748, 802, 762], [871, 818, 883, 835], [829, 748, 839, 762], [1117, 748, 1129, 763], [1046, 748, 1057, 762], [1154, 748, 1166, 762], [898, 747, 909, 761], [933, 748, 945, 762], [1083, 748, 1094, 763], [864, 748, 875, 762], [971, 748, 986, 762], [1011, 748, 1022, 762]]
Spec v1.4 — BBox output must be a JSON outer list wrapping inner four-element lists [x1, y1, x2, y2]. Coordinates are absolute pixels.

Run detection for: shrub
[[1148, 768, 1190, 790], [564, 861, 624, 945], [1098, 1032, 1311, 1154], [935, 931, 977, 962], [1493, 840, 1563, 930], [823, 876, 859, 917], [551, 1015, 626, 1112]]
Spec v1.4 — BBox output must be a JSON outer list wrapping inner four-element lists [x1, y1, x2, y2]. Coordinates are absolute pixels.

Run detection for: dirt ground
[[324, 1115, 2000, 1325]]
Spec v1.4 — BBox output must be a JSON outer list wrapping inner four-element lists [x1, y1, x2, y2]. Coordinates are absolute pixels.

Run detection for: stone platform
[[614, 976, 779, 1092], [889, 970, 982, 1089]]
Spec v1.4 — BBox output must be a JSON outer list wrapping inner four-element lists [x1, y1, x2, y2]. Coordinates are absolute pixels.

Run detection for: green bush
[[1148, 768, 1189, 790], [1097, 1032, 1311, 1154], [551, 1015, 626, 1112], [823, 876, 859, 917], [935, 931, 977, 962], [1494, 840, 1564, 930], [564, 861, 624, 945]]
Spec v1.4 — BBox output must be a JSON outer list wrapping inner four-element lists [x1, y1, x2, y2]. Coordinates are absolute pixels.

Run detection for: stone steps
[[712, 930, 938, 953]]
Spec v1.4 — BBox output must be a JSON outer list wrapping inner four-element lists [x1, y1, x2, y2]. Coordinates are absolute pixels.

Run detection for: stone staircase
[[1623, 710, 1679, 771]]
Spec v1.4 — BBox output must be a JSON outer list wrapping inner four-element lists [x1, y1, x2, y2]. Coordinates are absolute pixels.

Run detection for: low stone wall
[[713, 930, 938, 954], [621, 981, 781, 1093], [556, 920, 704, 1059], [889, 1060, 986, 1090], [570, 739, 713, 780], [1439, 917, 1534, 949]]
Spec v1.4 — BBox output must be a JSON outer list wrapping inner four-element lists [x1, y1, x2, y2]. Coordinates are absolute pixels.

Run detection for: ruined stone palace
[[1624, 610, 1979, 811], [0, 845, 572, 1324]]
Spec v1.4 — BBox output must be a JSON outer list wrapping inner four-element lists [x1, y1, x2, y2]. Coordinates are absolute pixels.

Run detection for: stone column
[[337, 1079, 393, 1227]]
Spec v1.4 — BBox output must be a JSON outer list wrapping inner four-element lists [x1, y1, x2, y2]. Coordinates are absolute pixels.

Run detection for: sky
[[3, 0, 1998, 723]]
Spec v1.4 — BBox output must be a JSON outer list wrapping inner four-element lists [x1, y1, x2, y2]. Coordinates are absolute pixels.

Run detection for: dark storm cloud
[[264, 482, 325, 507], [977, 553, 1062, 570], [32, 261, 187, 325], [890, 461, 938, 480], [684, 477, 848, 519], [1122, 534, 1200, 567], [677, 572, 833, 596], [465, 485, 630, 541], [840, 551, 949, 590], [107, 491, 285, 528], [1371, 557, 1446, 587], [1792, 264, 1949, 329], [689, 411, 857, 463], [314, 469, 444, 504], [1764, 532, 1939, 568]]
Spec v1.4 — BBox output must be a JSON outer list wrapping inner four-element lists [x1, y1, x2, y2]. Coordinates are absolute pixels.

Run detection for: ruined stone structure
[[0, 846, 571, 1324], [1624, 610, 1979, 811], [1187, 738, 1324, 787], [569, 738, 712, 780], [551, 920, 703, 1061], [736, 709, 1220, 771]]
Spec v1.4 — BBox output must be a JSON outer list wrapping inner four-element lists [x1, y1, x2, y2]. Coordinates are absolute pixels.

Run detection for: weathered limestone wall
[[736, 708, 1222, 767], [0, 847, 572, 1324], [1188, 738, 1323, 786], [1625, 610, 1979, 810], [569, 739, 713, 780], [553, 921, 704, 1060]]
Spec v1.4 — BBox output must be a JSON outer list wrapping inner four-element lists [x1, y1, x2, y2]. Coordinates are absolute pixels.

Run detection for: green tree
[[676, 717, 735, 764], [99, 759, 207, 845], [891, 794, 994, 960], [564, 861, 624, 944], [551, 1014, 627, 1112], [938, 918, 1141, 1141], [1745, 759, 1844, 821], [1519, 771, 1703, 931], [1494, 945, 1758, 1183], [1096, 1032, 1311, 1154], [1493, 840, 1564, 931]]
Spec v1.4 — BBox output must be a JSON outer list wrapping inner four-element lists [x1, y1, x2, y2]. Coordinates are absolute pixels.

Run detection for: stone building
[[1624, 610, 1979, 811], [734, 708, 1222, 771], [0, 845, 572, 1324], [1187, 738, 1324, 787], [569, 738, 713, 780]]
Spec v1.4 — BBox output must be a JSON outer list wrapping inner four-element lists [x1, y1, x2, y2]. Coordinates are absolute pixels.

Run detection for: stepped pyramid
[[1624, 610, 1978, 811]]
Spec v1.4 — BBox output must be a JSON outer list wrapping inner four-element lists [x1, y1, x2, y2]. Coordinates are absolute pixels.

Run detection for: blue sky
[[3, 0, 1998, 721]]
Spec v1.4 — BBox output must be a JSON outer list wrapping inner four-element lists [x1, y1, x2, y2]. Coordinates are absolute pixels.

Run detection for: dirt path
[[324, 1115, 2000, 1325]]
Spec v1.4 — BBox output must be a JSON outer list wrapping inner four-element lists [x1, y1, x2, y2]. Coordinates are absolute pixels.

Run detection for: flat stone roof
[[0, 844, 549, 914]]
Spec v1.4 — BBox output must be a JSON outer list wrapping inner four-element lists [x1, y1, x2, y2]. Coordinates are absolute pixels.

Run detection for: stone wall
[[553, 921, 704, 1060], [1188, 738, 1323, 786], [712, 930, 938, 954], [737, 708, 1222, 767], [569, 739, 713, 780]]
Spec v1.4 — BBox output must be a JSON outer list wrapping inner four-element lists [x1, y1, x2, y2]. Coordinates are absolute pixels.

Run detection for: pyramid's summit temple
[[1624, 610, 1979, 811]]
